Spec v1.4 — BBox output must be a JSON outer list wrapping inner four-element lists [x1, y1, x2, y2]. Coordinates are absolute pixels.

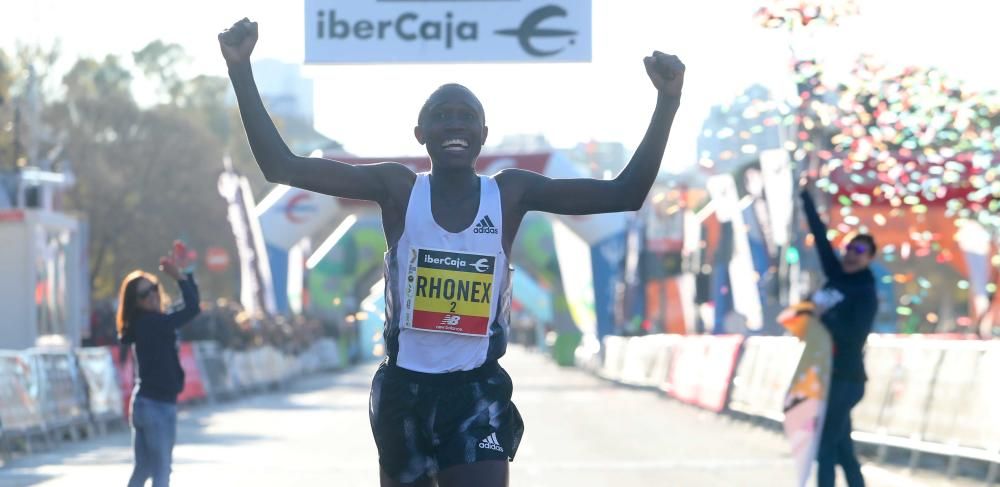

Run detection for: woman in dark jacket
[[117, 247, 200, 487], [800, 184, 878, 487]]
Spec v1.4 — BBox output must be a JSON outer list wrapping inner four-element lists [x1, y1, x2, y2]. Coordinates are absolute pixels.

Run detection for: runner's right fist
[[219, 18, 258, 66]]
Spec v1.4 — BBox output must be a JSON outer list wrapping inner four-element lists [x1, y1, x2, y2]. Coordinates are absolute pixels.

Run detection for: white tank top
[[382, 173, 512, 373]]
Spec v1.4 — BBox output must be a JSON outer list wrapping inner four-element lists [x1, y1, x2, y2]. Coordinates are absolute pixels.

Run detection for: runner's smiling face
[[415, 85, 488, 171]]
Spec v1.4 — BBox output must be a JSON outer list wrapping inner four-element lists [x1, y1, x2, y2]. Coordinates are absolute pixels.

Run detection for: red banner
[[107, 345, 135, 417], [667, 335, 745, 412]]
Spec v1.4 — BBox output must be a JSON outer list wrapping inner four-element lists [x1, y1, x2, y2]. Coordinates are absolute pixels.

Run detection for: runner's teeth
[[442, 139, 469, 149]]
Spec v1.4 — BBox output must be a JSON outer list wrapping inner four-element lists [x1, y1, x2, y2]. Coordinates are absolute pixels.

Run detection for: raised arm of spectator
[[800, 189, 843, 279]]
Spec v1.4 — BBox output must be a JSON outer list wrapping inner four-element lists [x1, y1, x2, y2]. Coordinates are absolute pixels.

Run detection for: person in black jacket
[[800, 183, 878, 487], [117, 248, 200, 487]]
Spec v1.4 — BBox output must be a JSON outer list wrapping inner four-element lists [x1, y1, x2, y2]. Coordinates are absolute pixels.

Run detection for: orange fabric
[[779, 301, 816, 339], [644, 278, 689, 335], [664, 278, 688, 335], [645, 280, 665, 333]]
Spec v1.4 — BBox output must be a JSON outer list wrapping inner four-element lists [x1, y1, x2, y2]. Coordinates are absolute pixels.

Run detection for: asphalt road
[[0, 347, 983, 486]]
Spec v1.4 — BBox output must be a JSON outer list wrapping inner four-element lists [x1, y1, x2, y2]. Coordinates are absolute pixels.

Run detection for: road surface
[[0, 347, 981, 486]]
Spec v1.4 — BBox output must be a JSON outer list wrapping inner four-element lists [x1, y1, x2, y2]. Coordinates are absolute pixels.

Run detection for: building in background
[[0, 72, 88, 349]]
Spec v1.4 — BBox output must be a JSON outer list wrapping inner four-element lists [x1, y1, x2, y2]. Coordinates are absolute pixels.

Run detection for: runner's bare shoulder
[[359, 160, 418, 204]]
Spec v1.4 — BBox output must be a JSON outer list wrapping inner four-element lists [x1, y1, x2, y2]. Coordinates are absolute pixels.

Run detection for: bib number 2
[[405, 248, 497, 336]]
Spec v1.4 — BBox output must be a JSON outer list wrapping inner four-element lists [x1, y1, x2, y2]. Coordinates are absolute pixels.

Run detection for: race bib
[[404, 248, 497, 336]]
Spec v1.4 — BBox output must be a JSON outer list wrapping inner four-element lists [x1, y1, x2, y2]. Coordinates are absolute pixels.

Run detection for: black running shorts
[[369, 359, 524, 483]]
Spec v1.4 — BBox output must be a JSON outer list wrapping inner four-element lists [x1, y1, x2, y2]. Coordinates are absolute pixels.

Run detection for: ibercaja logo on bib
[[407, 248, 495, 336]]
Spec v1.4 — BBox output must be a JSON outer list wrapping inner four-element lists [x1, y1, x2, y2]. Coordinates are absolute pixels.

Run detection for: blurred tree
[[48, 52, 232, 299], [6, 40, 343, 305], [0, 48, 14, 171], [132, 40, 187, 104]]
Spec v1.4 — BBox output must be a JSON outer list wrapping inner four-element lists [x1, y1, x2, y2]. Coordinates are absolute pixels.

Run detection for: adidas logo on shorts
[[478, 432, 504, 453], [473, 215, 499, 234]]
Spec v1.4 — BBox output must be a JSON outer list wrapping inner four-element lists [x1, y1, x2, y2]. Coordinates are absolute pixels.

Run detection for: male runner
[[220, 17, 685, 487]]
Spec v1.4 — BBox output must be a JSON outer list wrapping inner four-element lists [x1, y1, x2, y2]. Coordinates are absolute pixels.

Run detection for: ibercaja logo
[[310, 1, 587, 61]]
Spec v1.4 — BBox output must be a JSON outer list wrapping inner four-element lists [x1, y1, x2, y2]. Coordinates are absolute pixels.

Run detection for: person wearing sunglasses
[[799, 180, 878, 487], [116, 245, 201, 487]]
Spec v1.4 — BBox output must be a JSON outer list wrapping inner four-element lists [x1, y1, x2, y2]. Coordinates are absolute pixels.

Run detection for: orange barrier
[[176, 343, 208, 404]]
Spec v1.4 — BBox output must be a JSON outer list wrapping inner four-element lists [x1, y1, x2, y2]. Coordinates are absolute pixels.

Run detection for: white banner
[[552, 219, 596, 337], [956, 220, 992, 319], [759, 149, 793, 248], [304, 0, 592, 64], [256, 185, 343, 250], [219, 168, 277, 317], [707, 174, 763, 331]]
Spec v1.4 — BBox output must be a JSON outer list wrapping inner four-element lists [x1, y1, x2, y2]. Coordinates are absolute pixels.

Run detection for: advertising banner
[[305, 0, 592, 63]]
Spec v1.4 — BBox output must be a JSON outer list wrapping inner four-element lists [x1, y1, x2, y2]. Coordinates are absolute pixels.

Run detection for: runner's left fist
[[644, 51, 685, 97]]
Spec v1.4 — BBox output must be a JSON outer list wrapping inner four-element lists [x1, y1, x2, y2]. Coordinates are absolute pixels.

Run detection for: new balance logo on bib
[[440, 315, 461, 327], [473, 215, 498, 234]]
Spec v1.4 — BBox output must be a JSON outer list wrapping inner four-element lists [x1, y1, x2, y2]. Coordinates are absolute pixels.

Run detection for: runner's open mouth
[[442, 139, 469, 152]]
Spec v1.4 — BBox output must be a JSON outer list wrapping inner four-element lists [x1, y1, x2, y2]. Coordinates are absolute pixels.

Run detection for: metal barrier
[[0, 352, 45, 438], [29, 350, 90, 434], [296, 343, 322, 375], [922, 342, 985, 446], [192, 341, 232, 401], [250, 347, 292, 388], [226, 350, 248, 392], [764, 338, 802, 421], [246, 348, 270, 388], [668, 336, 709, 405], [608, 334, 744, 412], [620, 335, 663, 387], [650, 335, 683, 394], [595, 334, 1000, 484], [1, 339, 346, 462], [883, 343, 943, 439], [697, 335, 745, 412], [746, 338, 784, 419], [309, 338, 342, 371], [74, 347, 124, 425], [848, 339, 947, 462], [599, 336, 630, 382], [220, 346, 295, 392], [851, 340, 899, 433], [964, 347, 1000, 483], [848, 339, 1000, 484], [923, 342, 992, 476], [728, 337, 801, 421], [728, 337, 761, 414]]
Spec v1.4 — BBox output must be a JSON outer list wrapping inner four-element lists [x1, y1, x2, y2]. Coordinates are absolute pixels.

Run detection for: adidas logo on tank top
[[473, 215, 498, 234]]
